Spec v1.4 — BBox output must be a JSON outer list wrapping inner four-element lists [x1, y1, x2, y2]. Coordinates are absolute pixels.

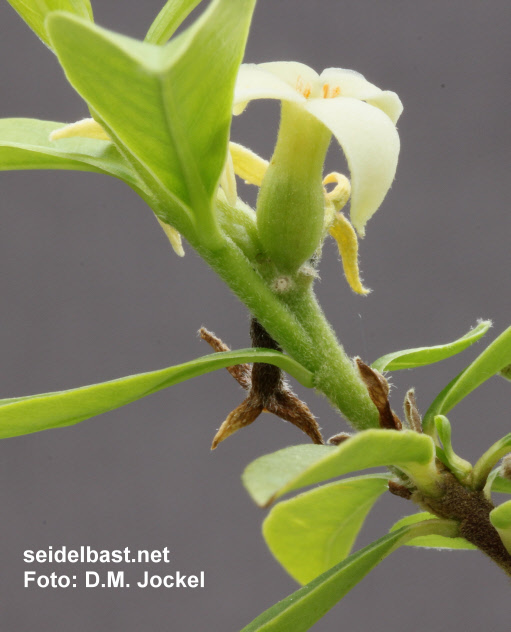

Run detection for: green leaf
[[47, 0, 256, 249], [6, 0, 92, 49], [472, 433, 511, 491], [433, 415, 472, 480], [493, 475, 511, 494], [243, 429, 437, 507], [145, 0, 203, 45], [390, 512, 475, 550], [263, 474, 390, 585], [489, 500, 511, 554], [0, 348, 312, 440], [489, 500, 511, 529], [241, 520, 459, 632], [424, 325, 511, 434], [371, 320, 491, 372], [0, 118, 140, 187]]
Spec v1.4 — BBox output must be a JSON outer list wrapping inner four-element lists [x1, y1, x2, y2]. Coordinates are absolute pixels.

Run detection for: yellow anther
[[229, 142, 269, 187], [49, 118, 110, 142], [323, 172, 351, 212], [157, 217, 185, 257], [296, 75, 312, 99], [322, 83, 341, 99], [220, 149, 238, 206], [329, 212, 370, 295]]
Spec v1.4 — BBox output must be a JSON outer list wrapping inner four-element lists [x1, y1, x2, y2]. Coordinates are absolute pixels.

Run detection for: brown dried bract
[[327, 432, 352, 446], [501, 454, 511, 480], [201, 321, 324, 449], [355, 358, 402, 430], [404, 388, 422, 433], [388, 480, 412, 500], [199, 327, 252, 389]]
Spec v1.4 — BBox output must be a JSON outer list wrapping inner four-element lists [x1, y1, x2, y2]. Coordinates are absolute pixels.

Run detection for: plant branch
[[414, 472, 511, 576], [196, 237, 380, 432]]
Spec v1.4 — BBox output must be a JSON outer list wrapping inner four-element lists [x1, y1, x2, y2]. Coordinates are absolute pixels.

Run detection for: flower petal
[[219, 149, 238, 206], [49, 118, 111, 142], [306, 97, 400, 235], [365, 92, 403, 126], [234, 63, 306, 113], [320, 68, 403, 124], [157, 217, 185, 257], [229, 141, 269, 186], [258, 61, 321, 96]]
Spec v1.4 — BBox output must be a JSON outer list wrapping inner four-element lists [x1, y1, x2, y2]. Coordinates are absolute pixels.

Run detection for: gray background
[[0, 0, 510, 630]]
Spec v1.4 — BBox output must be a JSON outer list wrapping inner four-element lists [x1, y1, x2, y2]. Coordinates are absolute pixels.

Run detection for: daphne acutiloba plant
[[2, 1, 511, 630]]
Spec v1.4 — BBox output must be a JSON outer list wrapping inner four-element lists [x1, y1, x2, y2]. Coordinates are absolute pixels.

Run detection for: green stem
[[283, 287, 380, 430], [197, 238, 379, 431]]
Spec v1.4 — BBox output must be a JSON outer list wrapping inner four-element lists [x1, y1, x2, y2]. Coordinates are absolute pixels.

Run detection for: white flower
[[233, 61, 402, 236]]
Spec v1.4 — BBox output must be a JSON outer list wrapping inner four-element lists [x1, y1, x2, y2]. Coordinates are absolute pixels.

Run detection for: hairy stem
[[415, 472, 511, 576], [281, 287, 380, 430], [196, 238, 379, 431]]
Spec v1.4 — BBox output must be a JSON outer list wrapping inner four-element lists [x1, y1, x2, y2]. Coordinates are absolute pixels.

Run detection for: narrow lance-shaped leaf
[[47, 0, 257, 249], [145, 0, 203, 45], [241, 520, 459, 632], [263, 474, 390, 585], [6, 0, 92, 49], [0, 349, 312, 440], [243, 429, 437, 507], [424, 325, 511, 434], [390, 512, 476, 550], [0, 118, 140, 187], [371, 320, 491, 372]]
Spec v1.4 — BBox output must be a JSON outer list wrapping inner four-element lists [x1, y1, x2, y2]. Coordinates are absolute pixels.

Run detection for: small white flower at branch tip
[[233, 61, 403, 237]]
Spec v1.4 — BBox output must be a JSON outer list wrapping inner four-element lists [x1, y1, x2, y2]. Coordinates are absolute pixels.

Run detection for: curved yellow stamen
[[323, 171, 351, 232], [323, 172, 351, 212], [49, 118, 110, 142], [229, 142, 269, 187], [329, 212, 370, 295]]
